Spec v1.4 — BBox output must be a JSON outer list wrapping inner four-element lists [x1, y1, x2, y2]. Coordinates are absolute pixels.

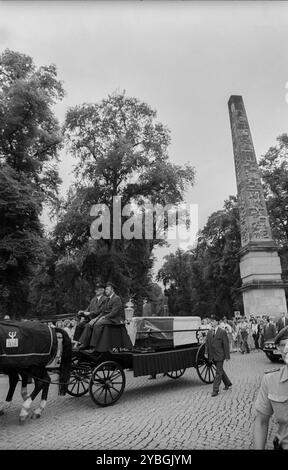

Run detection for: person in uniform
[[73, 282, 107, 346], [84, 281, 132, 354], [74, 282, 107, 350], [254, 326, 288, 449]]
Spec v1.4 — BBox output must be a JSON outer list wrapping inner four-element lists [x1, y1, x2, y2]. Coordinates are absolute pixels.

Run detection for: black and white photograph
[[0, 0, 288, 455]]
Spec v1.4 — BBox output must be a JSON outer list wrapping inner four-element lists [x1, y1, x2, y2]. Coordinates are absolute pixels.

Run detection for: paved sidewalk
[[0, 349, 278, 450]]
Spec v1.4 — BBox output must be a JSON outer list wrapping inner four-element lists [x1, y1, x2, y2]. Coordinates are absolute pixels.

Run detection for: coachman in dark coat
[[85, 282, 132, 353], [73, 282, 107, 345]]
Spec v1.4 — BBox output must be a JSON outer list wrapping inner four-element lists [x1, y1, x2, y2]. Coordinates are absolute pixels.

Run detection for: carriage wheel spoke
[[107, 388, 114, 401], [109, 376, 122, 382], [110, 384, 121, 393], [166, 368, 186, 379], [95, 386, 105, 397], [98, 371, 106, 381], [208, 367, 211, 383], [106, 369, 116, 380], [93, 381, 105, 390], [94, 372, 105, 383], [201, 365, 206, 378], [70, 382, 77, 392], [108, 370, 121, 381], [66, 367, 90, 397]]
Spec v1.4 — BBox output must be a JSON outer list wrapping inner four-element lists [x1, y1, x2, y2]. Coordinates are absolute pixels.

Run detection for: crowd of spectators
[[200, 314, 283, 353], [46, 319, 77, 341]]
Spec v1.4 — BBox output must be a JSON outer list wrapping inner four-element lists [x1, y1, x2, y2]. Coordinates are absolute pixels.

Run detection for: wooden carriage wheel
[[165, 369, 186, 379], [66, 363, 91, 397], [89, 361, 126, 407], [195, 343, 216, 384]]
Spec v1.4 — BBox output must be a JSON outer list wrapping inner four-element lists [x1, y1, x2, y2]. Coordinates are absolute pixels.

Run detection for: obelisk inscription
[[228, 95, 287, 317], [228, 95, 273, 246]]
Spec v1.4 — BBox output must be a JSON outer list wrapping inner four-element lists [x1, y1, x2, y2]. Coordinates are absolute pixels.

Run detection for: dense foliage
[[0, 49, 64, 317], [158, 196, 243, 317], [48, 91, 195, 315]]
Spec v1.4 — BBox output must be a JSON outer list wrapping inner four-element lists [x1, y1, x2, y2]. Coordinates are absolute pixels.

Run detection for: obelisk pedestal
[[228, 95, 287, 317]]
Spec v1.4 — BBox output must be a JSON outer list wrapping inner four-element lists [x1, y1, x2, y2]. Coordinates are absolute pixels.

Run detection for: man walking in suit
[[206, 316, 232, 397], [263, 317, 276, 341], [276, 312, 288, 333], [74, 282, 107, 350]]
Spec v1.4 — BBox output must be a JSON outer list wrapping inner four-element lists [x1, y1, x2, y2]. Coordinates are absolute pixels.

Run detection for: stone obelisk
[[228, 95, 287, 317]]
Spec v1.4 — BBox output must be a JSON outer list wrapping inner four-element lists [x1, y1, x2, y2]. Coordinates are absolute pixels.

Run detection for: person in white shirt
[[236, 318, 250, 354]]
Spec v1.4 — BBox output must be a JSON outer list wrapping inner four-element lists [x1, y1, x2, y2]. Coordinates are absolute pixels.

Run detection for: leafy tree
[[28, 248, 58, 319], [158, 197, 243, 318], [52, 91, 195, 312], [158, 249, 195, 315], [0, 49, 64, 206], [0, 49, 64, 317], [28, 252, 93, 319], [0, 165, 47, 317], [64, 91, 194, 206], [259, 134, 288, 302], [143, 283, 166, 316], [259, 134, 288, 246], [198, 196, 243, 317]]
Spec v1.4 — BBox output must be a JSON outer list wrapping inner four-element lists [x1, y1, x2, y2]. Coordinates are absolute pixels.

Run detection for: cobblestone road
[[0, 349, 279, 450]]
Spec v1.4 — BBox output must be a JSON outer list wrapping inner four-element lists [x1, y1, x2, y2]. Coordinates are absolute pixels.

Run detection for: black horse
[[0, 321, 72, 423], [0, 370, 29, 416]]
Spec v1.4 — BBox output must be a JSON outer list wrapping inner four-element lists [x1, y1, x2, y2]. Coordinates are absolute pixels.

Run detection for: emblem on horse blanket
[[0, 320, 55, 368]]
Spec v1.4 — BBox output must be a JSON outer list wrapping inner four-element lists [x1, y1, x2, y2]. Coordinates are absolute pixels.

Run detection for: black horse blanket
[[0, 320, 54, 368]]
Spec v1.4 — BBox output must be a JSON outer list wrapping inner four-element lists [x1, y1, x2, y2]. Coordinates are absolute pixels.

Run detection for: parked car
[[263, 338, 283, 363]]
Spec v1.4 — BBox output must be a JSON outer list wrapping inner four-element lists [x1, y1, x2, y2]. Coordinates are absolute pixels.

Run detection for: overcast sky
[[1, 1, 288, 274]]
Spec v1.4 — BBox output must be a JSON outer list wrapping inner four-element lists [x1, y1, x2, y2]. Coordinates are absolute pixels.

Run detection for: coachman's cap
[[106, 281, 115, 289], [274, 326, 288, 346], [95, 282, 105, 289]]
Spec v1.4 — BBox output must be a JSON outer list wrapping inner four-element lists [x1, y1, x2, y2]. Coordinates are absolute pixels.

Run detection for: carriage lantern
[[124, 300, 134, 323]]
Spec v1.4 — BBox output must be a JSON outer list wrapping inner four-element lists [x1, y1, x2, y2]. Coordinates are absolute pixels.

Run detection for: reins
[[21, 373, 70, 386]]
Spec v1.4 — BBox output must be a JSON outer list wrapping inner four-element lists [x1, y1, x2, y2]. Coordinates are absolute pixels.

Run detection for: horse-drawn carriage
[[66, 316, 216, 407], [0, 316, 215, 421]]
